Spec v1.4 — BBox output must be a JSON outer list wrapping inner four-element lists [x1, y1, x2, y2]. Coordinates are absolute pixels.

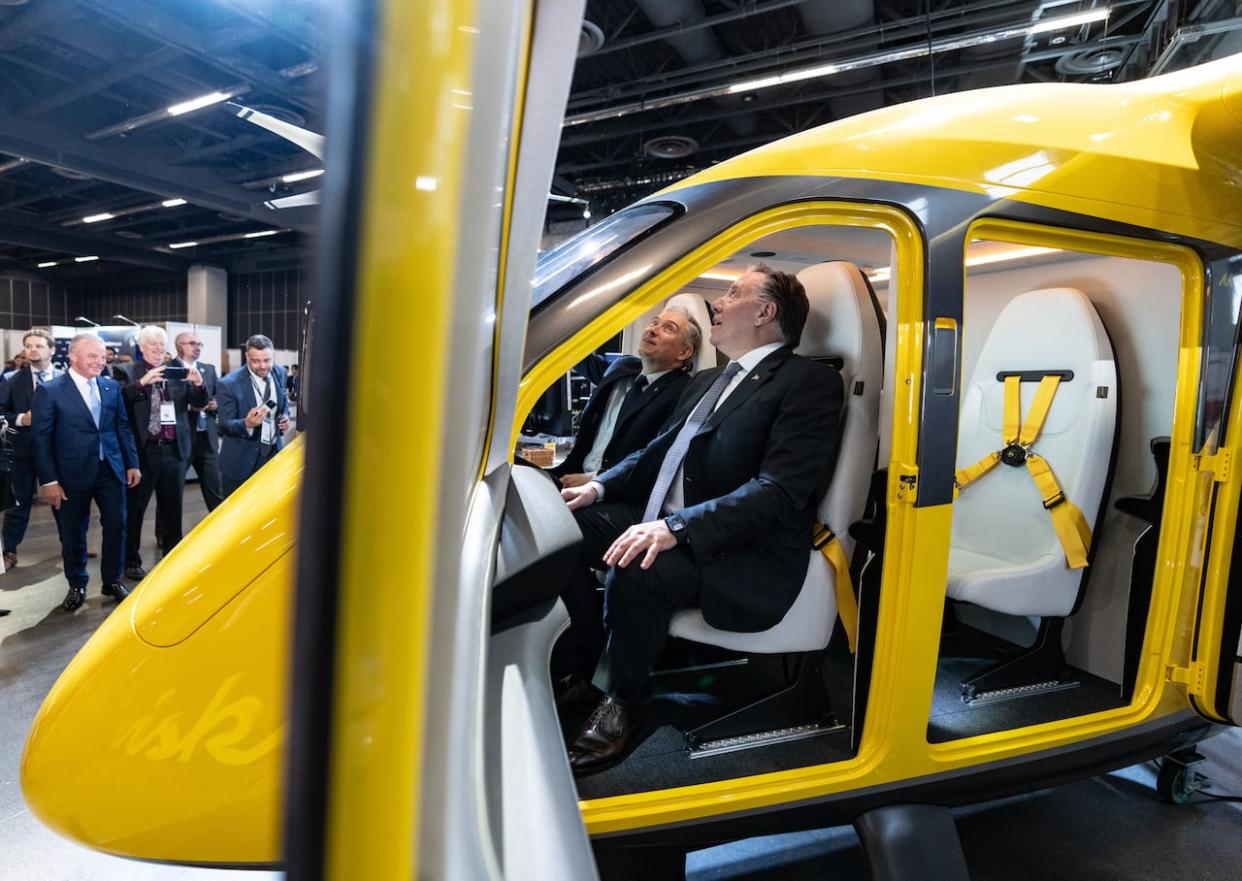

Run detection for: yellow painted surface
[[321, 0, 481, 878], [21, 441, 303, 863], [664, 55, 1242, 248]]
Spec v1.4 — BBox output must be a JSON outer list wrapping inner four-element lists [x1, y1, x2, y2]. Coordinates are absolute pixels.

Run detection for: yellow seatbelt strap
[[814, 523, 857, 653], [954, 374, 1092, 569]]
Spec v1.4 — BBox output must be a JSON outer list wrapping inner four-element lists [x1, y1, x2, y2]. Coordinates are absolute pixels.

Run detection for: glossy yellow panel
[[664, 55, 1242, 248], [321, 0, 480, 877], [21, 443, 303, 864]]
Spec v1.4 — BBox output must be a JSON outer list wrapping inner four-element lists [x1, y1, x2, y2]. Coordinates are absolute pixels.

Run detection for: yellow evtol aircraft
[[19, 0, 1242, 877]]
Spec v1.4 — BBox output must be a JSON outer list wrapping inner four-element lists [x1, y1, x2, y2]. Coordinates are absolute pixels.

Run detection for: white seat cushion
[[948, 287, 1117, 617]]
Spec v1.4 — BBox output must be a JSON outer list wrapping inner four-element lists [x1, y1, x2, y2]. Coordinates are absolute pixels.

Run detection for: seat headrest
[[794, 261, 881, 384], [970, 288, 1110, 387], [664, 292, 717, 372]]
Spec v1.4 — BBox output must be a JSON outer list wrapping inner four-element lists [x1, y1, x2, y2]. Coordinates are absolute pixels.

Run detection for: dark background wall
[[68, 270, 187, 326], [228, 267, 308, 352], [0, 271, 74, 329]]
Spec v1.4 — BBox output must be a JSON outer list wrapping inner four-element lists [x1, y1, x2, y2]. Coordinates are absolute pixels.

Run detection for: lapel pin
[[750, 374, 759, 381]]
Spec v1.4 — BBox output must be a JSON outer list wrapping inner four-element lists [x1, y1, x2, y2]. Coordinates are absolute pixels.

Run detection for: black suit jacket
[[183, 360, 220, 448], [0, 366, 59, 461], [122, 360, 208, 460], [598, 346, 843, 632], [552, 355, 691, 477]]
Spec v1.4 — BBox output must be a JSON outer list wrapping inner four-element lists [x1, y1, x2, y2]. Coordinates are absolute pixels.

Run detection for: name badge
[[261, 420, 275, 445], [159, 401, 176, 425]]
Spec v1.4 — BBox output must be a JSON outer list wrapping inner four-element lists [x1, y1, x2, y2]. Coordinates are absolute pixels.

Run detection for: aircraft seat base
[[960, 616, 1075, 702]]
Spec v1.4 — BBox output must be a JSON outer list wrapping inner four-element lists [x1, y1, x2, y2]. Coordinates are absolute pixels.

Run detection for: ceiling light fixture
[[244, 229, 279, 238], [565, 8, 1112, 126], [167, 91, 230, 117], [169, 241, 198, 250], [37, 261, 57, 268], [82, 212, 115, 224], [85, 85, 250, 140], [281, 169, 324, 184], [162, 198, 187, 208], [163, 228, 291, 251], [74, 255, 99, 262]]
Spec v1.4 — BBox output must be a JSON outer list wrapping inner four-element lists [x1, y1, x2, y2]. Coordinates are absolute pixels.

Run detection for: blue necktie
[[642, 362, 742, 522], [88, 378, 103, 460]]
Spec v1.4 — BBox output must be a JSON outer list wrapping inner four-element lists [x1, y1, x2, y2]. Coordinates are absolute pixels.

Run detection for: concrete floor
[[2, 491, 1239, 880]]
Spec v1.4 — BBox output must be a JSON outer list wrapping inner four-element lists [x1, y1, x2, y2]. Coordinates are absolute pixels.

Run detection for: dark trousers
[[564, 502, 702, 703], [222, 443, 279, 499], [3, 458, 58, 553], [127, 441, 186, 568], [187, 429, 223, 511], [58, 461, 125, 590]]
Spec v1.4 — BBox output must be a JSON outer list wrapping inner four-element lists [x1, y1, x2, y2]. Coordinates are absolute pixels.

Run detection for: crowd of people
[[0, 328, 293, 617]]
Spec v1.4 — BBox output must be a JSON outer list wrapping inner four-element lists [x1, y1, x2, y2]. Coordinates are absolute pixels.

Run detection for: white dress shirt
[[581, 367, 671, 473], [16, 364, 59, 426]]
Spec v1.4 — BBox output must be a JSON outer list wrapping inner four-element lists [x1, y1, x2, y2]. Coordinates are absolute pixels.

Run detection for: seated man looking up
[[559, 264, 843, 774], [551, 303, 701, 488]]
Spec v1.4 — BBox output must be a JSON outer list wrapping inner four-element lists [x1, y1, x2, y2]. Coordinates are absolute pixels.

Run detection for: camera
[[264, 399, 278, 410], [161, 365, 189, 381]]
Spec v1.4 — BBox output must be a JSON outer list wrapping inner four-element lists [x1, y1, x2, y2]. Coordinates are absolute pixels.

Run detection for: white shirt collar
[[248, 368, 272, 387], [642, 367, 673, 384], [68, 368, 95, 390], [729, 342, 785, 374]]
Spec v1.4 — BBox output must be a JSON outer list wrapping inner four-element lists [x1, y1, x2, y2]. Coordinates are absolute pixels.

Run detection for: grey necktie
[[642, 362, 742, 522]]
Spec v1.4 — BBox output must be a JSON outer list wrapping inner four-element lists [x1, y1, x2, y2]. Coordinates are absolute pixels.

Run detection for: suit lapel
[[615, 367, 676, 428], [697, 347, 790, 436], [58, 374, 96, 426]]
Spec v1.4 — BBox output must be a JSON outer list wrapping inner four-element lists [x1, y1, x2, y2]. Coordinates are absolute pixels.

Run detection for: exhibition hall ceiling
[[0, 0, 1238, 277]]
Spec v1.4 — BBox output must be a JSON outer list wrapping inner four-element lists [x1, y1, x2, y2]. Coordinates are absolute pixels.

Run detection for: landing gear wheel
[[1157, 761, 1194, 805]]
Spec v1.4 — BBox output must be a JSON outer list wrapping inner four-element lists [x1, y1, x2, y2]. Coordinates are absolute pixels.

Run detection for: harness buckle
[[812, 527, 835, 551], [1000, 443, 1028, 467], [1042, 491, 1066, 510]]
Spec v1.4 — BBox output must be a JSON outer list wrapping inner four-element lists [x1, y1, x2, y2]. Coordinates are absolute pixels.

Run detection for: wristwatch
[[664, 513, 689, 546]]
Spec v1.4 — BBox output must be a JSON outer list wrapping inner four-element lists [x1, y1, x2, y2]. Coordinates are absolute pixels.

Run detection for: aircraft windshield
[[530, 202, 677, 310]]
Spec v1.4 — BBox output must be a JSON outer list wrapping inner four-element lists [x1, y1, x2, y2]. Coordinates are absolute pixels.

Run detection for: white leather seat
[[670, 261, 883, 652], [948, 287, 1117, 618], [662, 292, 717, 371]]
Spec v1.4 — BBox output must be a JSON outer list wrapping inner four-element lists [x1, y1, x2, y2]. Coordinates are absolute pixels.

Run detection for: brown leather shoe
[[568, 696, 641, 775], [2, 551, 15, 570]]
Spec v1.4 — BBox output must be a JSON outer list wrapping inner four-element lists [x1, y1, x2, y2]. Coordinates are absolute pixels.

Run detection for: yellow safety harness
[[813, 523, 858, 653], [954, 374, 1092, 569]]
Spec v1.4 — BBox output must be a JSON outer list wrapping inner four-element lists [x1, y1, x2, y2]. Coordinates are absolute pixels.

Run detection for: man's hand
[[205, 398, 218, 412], [561, 483, 599, 511], [126, 469, 142, 488], [559, 471, 596, 489], [19, 410, 31, 427], [186, 366, 204, 386], [604, 520, 677, 570], [41, 483, 67, 510], [138, 365, 166, 386], [244, 405, 269, 429], [277, 415, 290, 432]]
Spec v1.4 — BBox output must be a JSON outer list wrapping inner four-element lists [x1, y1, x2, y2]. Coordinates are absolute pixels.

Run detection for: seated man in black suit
[[559, 264, 843, 774], [552, 303, 701, 488]]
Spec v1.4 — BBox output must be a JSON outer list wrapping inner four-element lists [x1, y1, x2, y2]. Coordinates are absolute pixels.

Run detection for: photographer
[[122, 325, 206, 580], [217, 334, 289, 498]]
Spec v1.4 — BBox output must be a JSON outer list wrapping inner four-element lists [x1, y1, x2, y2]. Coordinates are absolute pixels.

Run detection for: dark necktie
[[642, 362, 742, 521], [616, 374, 648, 423]]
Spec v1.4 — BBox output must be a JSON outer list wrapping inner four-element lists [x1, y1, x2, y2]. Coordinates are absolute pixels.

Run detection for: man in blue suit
[[0, 329, 63, 569], [34, 333, 141, 611], [218, 334, 289, 498]]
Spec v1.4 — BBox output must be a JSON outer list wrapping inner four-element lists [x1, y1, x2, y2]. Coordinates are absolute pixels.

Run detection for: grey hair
[[69, 332, 103, 352], [664, 303, 702, 366], [137, 325, 167, 347]]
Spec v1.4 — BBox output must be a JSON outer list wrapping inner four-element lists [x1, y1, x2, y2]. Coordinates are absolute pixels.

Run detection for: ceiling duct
[[643, 135, 699, 159], [634, 0, 758, 136], [798, 0, 883, 120], [1056, 46, 1126, 76], [579, 20, 606, 57], [958, 2, 1039, 90]]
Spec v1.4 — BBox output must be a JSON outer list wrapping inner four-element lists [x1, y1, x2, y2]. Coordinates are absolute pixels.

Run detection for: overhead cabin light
[[244, 229, 279, 239], [865, 245, 1063, 285], [1029, 8, 1111, 36], [162, 198, 187, 208], [169, 241, 198, 249], [699, 270, 744, 282], [167, 91, 230, 117], [74, 255, 99, 262], [82, 212, 115, 224], [281, 168, 324, 184], [37, 261, 58, 268]]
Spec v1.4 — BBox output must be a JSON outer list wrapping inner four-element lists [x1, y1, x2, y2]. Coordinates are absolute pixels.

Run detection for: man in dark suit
[[174, 331, 223, 511], [34, 333, 141, 611], [217, 334, 289, 498], [121, 326, 208, 580], [0, 329, 62, 569], [559, 265, 843, 773], [551, 304, 700, 488]]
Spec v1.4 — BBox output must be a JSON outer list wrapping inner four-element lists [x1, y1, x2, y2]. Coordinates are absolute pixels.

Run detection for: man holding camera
[[218, 334, 289, 498], [175, 331, 223, 511], [122, 325, 207, 580]]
